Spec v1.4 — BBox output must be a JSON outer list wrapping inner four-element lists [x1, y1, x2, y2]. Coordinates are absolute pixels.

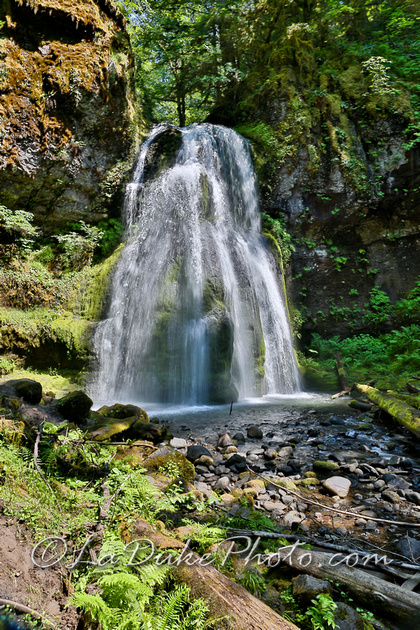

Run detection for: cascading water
[[90, 123, 301, 405]]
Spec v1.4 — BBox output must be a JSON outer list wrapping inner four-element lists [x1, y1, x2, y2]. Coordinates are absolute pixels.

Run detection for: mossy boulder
[[96, 403, 149, 423], [143, 447, 195, 483], [313, 460, 340, 472], [0, 378, 42, 404], [56, 390, 93, 423]]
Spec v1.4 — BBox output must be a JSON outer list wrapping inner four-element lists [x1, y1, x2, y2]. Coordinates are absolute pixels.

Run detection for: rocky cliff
[[238, 69, 420, 344], [0, 0, 143, 230]]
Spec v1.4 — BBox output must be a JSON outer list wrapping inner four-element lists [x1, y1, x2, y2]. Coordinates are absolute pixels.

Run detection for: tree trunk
[[355, 383, 420, 438], [265, 545, 420, 624], [127, 519, 299, 630], [334, 351, 350, 392]]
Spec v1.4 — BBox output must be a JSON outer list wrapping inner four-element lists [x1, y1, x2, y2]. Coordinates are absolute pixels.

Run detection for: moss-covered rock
[[143, 447, 195, 483], [96, 403, 149, 422], [56, 389, 92, 423], [313, 460, 340, 472], [0, 377, 42, 404]]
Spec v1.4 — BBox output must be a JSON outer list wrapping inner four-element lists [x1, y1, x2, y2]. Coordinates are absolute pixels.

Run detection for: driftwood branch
[[355, 383, 420, 438]]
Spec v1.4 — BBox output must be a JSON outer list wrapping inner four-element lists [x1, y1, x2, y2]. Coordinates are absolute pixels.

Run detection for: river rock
[[196, 455, 214, 467], [218, 433, 234, 448], [187, 445, 212, 462], [247, 426, 263, 439], [405, 490, 420, 505], [263, 501, 286, 513], [323, 476, 351, 498], [232, 432, 245, 442], [214, 476, 230, 491], [333, 602, 373, 630], [264, 448, 278, 460], [292, 574, 333, 604], [382, 489, 400, 504], [225, 454, 247, 471], [313, 460, 340, 472], [170, 437, 187, 449], [277, 446, 294, 461]]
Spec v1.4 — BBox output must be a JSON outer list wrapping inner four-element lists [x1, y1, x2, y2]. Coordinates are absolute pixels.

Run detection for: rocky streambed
[[157, 396, 420, 546]]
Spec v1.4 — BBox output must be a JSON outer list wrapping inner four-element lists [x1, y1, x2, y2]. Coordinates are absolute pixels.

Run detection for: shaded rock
[[232, 432, 246, 442], [225, 454, 247, 471], [170, 437, 187, 449], [382, 489, 400, 504], [292, 574, 333, 604], [88, 418, 134, 441], [143, 448, 195, 483], [334, 602, 374, 630], [187, 445, 212, 463], [323, 476, 351, 498], [264, 448, 278, 460], [126, 420, 168, 444], [394, 536, 420, 562], [405, 490, 420, 505], [56, 390, 92, 423], [247, 426, 263, 439], [0, 378, 42, 404], [196, 455, 214, 467]]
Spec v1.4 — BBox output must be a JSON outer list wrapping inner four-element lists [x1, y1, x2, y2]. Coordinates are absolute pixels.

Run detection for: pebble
[[214, 476, 230, 491]]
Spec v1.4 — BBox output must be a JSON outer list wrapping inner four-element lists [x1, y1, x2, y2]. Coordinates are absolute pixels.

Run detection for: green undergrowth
[[304, 324, 420, 391], [0, 366, 82, 396]]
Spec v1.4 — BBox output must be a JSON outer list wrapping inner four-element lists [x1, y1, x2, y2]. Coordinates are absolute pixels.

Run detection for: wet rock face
[[0, 0, 141, 230]]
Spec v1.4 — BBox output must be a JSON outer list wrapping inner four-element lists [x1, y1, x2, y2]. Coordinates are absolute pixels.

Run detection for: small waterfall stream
[[90, 124, 301, 405]]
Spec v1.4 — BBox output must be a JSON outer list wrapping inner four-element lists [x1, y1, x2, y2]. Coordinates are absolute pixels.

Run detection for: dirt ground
[[0, 514, 79, 629]]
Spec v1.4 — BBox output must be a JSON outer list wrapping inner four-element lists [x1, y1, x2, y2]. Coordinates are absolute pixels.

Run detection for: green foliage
[[394, 278, 420, 324], [238, 568, 266, 598], [97, 219, 124, 256], [363, 286, 391, 327], [0, 356, 15, 374], [304, 594, 337, 630], [56, 221, 104, 270], [0, 205, 39, 255]]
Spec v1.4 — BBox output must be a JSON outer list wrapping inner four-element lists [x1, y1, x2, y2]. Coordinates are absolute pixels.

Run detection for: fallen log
[[127, 519, 298, 630], [387, 390, 420, 410], [264, 545, 420, 624], [407, 381, 420, 394], [354, 383, 420, 438]]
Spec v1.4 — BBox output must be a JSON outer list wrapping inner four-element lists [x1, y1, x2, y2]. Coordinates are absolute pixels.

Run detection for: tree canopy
[[116, 0, 420, 134]]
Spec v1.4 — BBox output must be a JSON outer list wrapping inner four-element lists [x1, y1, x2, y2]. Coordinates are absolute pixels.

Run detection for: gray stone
[[232, 432, 246, 442], [225, 454, 247, 471], [405, 490, 420, 505], [218, 433, 234, 448], [373, 479, 385, 489], [214, 476, 230, 491], [264, 448, 278, 460], [196, 455, 214, 467], [247, 426, 263, 439], [292, 574, 332, 604], [277, 446, 294, 461], [170, 437, 187, 449], [394, 536, 420, 562], [263, 501, 286, 513], [382, 490, 400, 504], [323, 476, 351, 498], [334, 602, 370, 630], [194, 481, 211, 497]]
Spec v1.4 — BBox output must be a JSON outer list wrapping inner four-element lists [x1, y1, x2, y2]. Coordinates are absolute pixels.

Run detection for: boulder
[[333, 602, 374, 630], [187, 444, 212, 463], [313, 460, 340, 472], [96, 403, 148, 422], [143, 447, 195, 483], [323, 476, 351, 498], [0, 378, 42, 404], [56, 390, 92, 423], [292, 574, 333, 604]]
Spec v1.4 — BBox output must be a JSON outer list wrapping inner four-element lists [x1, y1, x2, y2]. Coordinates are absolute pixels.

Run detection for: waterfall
[[89, 123, 301, 405]]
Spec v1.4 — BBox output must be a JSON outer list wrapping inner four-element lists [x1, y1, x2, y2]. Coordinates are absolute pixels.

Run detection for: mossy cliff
[[0, 0, 145, 230]]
